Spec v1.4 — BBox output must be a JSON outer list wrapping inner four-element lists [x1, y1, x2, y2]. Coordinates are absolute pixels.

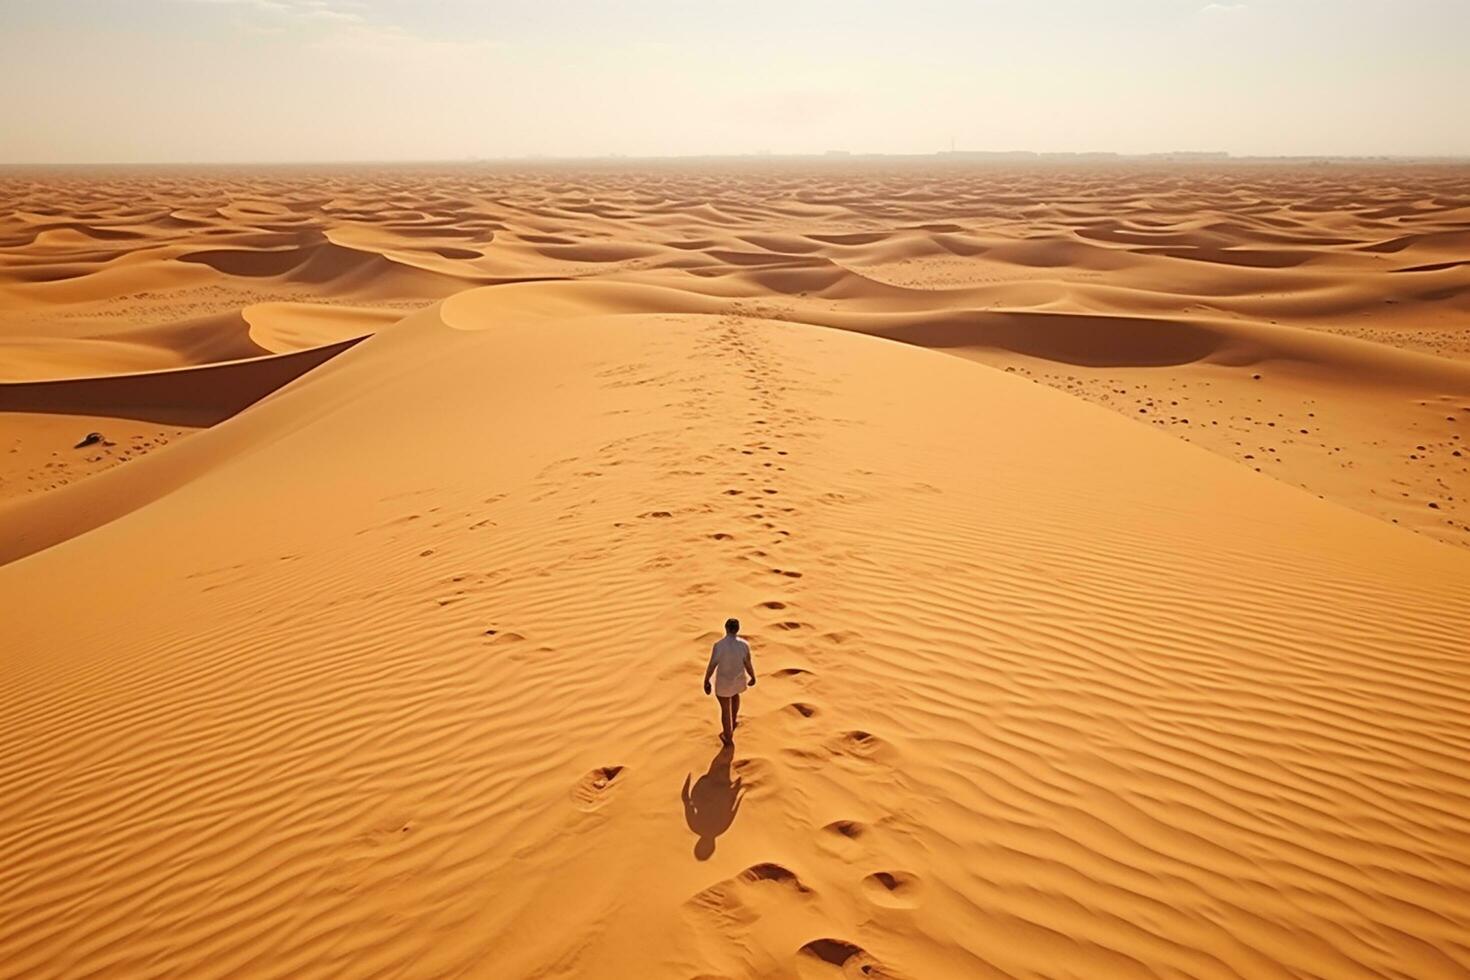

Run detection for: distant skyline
[[3, 0, 1468, 164]]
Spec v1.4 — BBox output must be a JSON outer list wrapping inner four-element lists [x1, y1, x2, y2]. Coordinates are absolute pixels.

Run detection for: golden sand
[[2, 162, 1468, 978]]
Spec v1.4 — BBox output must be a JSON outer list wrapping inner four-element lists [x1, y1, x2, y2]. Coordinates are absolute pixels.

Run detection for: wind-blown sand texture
[[2, 162, 1469, 978]]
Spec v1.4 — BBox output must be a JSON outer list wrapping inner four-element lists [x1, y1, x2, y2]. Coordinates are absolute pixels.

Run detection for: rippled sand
[[2, 162, 1468, 978]]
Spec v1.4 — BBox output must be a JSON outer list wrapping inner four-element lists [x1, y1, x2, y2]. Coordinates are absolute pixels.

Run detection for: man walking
[[703, 618, 756, 744]]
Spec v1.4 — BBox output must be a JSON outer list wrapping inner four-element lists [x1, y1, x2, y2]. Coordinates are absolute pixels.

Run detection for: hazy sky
[[2, 0, 1466, 163]]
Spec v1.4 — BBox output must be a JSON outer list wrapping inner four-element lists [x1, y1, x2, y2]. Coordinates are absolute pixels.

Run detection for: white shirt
[[708, 635, 751, 697]]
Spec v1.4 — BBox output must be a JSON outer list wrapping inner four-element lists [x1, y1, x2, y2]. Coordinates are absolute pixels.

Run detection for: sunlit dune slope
[[2, 283, 1467, 978]]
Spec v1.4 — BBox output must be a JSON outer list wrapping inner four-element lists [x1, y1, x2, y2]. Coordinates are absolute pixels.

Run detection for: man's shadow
[[681, 743, 743, 860]]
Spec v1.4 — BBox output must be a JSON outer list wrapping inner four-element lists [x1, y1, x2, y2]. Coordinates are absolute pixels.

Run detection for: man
[[703, 617, 756, 744]]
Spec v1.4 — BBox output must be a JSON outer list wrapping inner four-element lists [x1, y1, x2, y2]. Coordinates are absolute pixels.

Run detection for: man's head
[[725, 617, 740, 635]]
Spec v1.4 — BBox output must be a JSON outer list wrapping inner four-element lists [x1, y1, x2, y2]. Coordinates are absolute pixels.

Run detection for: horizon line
[[5, 150, 1470, 169]]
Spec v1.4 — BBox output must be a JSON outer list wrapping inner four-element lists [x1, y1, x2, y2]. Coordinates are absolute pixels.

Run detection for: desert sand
[[1, 162, 1468, 978]]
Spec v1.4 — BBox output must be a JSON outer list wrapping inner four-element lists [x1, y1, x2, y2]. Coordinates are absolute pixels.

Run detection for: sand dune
[[3, 286, 1469, 976], [2, 163, 1469, 977], [6, 162, 1460, 539]]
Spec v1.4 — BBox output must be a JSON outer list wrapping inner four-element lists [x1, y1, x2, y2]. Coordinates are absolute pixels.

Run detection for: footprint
[[827, 730, 890, 764], [773, 667, 812, 678], [688, 861, 814, 916], [639, 511, 673, 519], [758, 600, 786, 609], [824, 820, 866, 839], [862, 871, 921, 909], [772, 621, 805, 631], [740, 862, 813, 894], [785, 702, 818, 718], [709, 532, 734, 541], [771, 568, 803, 578], [730, 755, 773, 789], [798, 938, 872, 970], [571, 765, 625, 811], [818, 820, 871, 859]]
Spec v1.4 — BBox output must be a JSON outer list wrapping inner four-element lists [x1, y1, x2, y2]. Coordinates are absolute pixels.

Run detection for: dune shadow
[[0, 338, 364, 426], [681, 743, 743, 860]]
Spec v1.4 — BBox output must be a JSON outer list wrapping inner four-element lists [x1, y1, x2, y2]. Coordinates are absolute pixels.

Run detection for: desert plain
[[1, 160, 1468, 978]]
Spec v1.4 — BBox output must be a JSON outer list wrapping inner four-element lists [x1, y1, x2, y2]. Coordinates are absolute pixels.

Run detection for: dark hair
[[725, 617, 740, 634]]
